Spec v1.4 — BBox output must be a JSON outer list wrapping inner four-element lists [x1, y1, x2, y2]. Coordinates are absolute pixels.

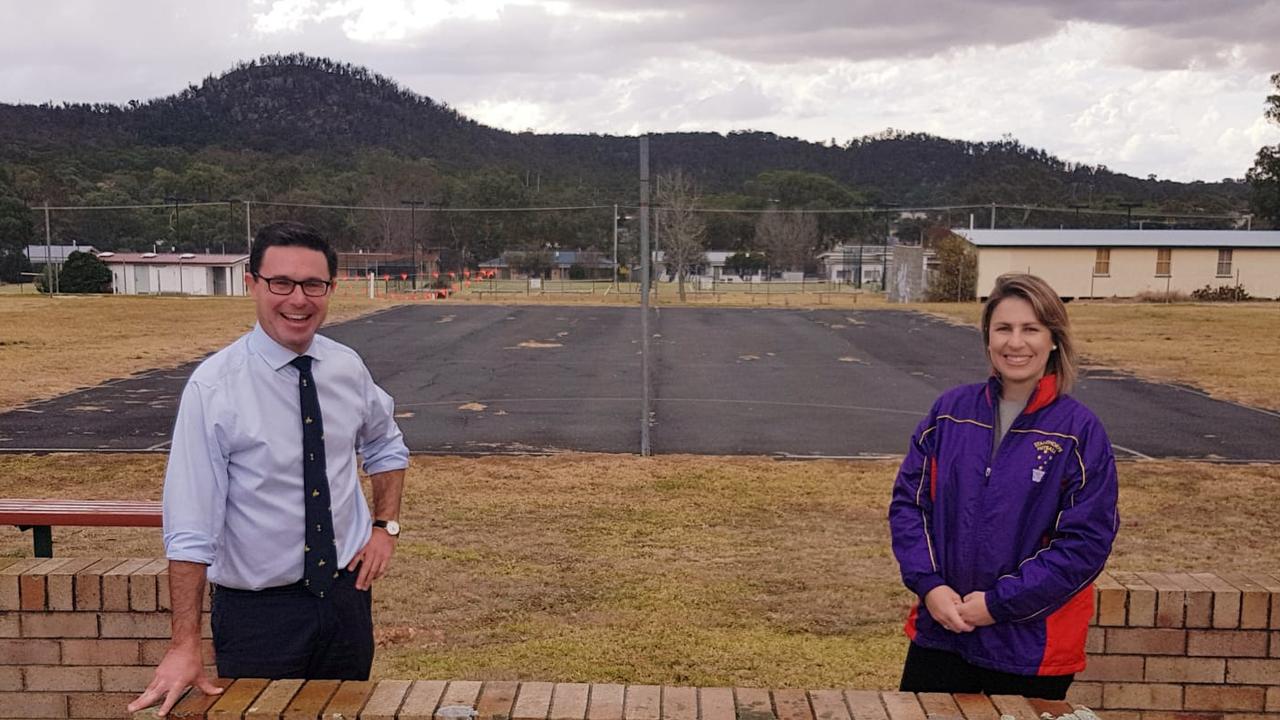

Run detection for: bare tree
[[655, 170, 707, 301], [755, 208, 818, 274]]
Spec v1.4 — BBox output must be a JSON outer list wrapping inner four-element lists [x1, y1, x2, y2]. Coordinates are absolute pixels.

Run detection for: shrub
[[1134, 288, 1190, 303], [1191, 283, 1251, 301]]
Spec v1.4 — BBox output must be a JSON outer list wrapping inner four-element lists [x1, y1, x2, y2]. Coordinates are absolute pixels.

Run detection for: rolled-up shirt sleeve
[[356, 371, 409, 475], [162, 380, 229, 566]]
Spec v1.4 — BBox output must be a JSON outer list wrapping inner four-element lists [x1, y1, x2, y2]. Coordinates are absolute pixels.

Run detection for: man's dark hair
[[250, 222, 338, 279]]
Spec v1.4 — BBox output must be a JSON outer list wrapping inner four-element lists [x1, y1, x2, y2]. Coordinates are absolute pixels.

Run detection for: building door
[[133, 265, 150, 294], [211, 267, 227, 296]]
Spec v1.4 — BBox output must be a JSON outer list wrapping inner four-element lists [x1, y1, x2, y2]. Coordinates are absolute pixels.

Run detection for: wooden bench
[[0, 498, 162, 557]]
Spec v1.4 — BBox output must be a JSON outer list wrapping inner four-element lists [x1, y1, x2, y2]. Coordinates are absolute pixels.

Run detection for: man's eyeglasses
[[253, 274, 333, 297]]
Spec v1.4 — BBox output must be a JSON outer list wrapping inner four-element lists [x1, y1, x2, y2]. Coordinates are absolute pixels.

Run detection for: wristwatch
[[373, 519, 401, 537]]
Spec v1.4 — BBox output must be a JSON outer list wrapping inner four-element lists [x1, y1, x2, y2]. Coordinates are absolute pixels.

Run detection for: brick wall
[[0, 557, 213, 719], [1071, 570, 1280, 720], [3, 559, 1276, 719]]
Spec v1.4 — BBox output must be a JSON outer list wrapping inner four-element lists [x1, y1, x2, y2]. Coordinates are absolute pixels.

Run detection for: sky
[[2, 0, 1279, 183]]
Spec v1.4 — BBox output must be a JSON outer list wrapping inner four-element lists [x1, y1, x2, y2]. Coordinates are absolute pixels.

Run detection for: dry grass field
[[0, 294, 389, 411], [2, 453, 1277, 688]]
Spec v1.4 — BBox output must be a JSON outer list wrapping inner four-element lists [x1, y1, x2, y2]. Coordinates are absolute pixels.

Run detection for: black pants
[[899, 643, 1073, 699], [211, 570, 374, 680]]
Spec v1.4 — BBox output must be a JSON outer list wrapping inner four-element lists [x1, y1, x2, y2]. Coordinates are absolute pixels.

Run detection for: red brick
[[1112, 571, 1156, 627], [0, 691, 67, 718], [1184, 686, 1266, 712], [24, 665, 100, 691], [139, 638, 215, 666], [1095, 572, 1128, 626], [282, 677, 340, 717], [20, 559, 70, 611], [587, 683, 625, 720], [773, 689, 813, 720], [60, 639, 140, 666], [75, 558, 127, 611], [130, 559, 167, 612], [1065, 682, 1101, 708], [1105, 627, 1187, 655], [0, 613, 17, 639], [1274, 631, 1280, 658], [986, 696, 1035, 720], [1078, 654, 1144, 682], [0, 638, 60, 664], [46, 558, 98, 612], [735, 688, 774, 720], [23, 612, 98, 638], [101, 665, 154, 692], [101, 558, 150, 612], [880, 692, 925, 720], [361, 679, 413, 720], [1101, 683, 1183, 710], [1256, 573, 1280, 630], [1266, 686, 1280, 712], [622, 684, 660, 720], [915, 693, 960, 720], [1136, 713, 1221, 720], [1085, 626, 1105, 653], [808, 690, 851, 720], [661, 686, 697, 720], [950, 694, 997, 720], [1144, 657, 1225, 683], [843, 691, 888, 720], [68, 691, 136, 718], [1186, 629, 1268, 657], [699, 688, 735, 720], [0, 667, 20, 691], [1139, 572, 1188, 628], [511, 681, 553, 720], [325, 679, 376, 719], [0, 558, 49, 611], [1225, 658, 1280, 684], [1191, 572, 1241, 629], [99, 612, 169, 638], [1167, 573, 1214, 629], [477, 681, 521, 720], [1222, 573, 1271, 629], [440, 679, 484, 715], [240, 676, 302, 716], [549, 683, 590, 720]]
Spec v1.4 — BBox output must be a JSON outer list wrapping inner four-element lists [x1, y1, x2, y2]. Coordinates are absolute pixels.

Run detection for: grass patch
[[0, 294, 391, 411], [1, 452, 1276, 687], [917, 300, 1280, 411]]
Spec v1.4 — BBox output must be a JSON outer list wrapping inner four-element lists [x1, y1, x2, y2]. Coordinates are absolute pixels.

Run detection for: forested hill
[[0, 54, 1247, 208]]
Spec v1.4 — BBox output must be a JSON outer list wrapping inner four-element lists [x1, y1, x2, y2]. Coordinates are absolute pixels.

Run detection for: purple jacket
[[889, 374, 1119, 675]]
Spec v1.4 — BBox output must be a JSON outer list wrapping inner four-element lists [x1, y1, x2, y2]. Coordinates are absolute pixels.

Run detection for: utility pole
[[639, 136, 651, 457], [244, 200, 253, 255], [402, 199, 425, 289], [612, 204, 619, 290], [44, 203, 55, 296], [1119, 202, 1142, 229]]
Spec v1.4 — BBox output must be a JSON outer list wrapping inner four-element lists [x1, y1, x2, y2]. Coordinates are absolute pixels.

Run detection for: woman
[[888, 274, 1118, 699]]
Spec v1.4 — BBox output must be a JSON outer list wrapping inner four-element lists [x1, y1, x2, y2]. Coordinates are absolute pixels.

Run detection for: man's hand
[[126, 643, 221, 717], [348, 527, 397, 590], [957, 591, 996, 627], [923, 585, 975, 633]]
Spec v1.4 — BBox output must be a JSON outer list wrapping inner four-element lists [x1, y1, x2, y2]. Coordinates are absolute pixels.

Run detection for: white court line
[[1111, 444, 1154, 461]]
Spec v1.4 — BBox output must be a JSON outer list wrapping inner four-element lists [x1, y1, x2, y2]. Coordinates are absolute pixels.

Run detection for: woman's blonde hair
[[981, 274, 1078, 394]]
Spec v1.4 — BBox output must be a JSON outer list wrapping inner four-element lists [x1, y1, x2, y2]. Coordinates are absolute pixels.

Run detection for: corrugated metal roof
[[955, 229, 1280, 248], [97, 252, 249, 266]]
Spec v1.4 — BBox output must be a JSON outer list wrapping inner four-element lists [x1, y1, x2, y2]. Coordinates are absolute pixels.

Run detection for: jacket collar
[[985, 373, 1059, 415]]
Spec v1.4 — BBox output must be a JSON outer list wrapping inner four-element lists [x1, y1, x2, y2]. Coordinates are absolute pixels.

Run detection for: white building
[[954, 229, 1280, 299], [98, 252, 249, 296]]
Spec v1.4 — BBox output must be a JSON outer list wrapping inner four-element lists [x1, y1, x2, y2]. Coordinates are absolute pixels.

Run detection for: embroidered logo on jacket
[[1032, 439, 1064, 483]]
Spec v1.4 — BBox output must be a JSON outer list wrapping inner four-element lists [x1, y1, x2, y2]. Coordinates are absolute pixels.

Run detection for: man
[[128, 222, 409, 716]]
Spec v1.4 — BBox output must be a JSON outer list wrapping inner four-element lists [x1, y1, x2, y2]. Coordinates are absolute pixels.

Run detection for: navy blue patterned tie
[[290, 356, 337, 598]]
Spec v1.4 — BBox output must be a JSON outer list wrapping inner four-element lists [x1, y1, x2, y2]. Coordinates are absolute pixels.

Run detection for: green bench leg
[[33, 526, 53, 557]]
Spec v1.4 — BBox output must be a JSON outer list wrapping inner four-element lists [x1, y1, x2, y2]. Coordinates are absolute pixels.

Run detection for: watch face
[[384, 520, 401, 536]]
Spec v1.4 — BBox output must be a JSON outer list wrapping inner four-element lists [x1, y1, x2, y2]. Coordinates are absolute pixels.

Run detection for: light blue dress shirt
[[163, 324, 410, 590]]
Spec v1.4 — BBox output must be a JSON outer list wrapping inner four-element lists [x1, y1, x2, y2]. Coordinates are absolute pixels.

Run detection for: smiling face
[[247, 245, 333, 355], [986, 295, 1054, 400]]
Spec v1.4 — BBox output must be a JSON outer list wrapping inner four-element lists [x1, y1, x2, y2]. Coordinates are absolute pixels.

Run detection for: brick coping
[[131, 680, 1087, 720]]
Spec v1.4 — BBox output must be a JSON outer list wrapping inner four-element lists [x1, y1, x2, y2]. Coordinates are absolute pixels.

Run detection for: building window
[[1155, 248, 1171, 277], [1093, 248, 1111, 276], [1216, 249, 1233, 277]]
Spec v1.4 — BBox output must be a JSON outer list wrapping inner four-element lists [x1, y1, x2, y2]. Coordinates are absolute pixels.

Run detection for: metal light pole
[[402, 199, 425, 289], [1119, 202, 1141, 229], [639, 136, 651, 456], [612, 204, 619, 290]]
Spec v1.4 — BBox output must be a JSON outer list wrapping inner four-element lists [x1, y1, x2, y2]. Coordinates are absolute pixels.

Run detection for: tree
[[656, 170, 707, 301], [755, 208, 818, 273], [0, 194, 35, 283], [503, 249, 553, 278], [926, 235, 977, 302], [55, 250, 113, 293], [1247, 73, 1280, 226], [725, 251, 767, 278]]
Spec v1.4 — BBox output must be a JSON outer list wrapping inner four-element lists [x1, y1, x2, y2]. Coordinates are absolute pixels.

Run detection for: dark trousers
[[211, 570, 374, 680], [899, 643, 1074, 699]]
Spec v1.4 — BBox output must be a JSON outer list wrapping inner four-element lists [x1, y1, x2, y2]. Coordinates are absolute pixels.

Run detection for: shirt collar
[[248, 323, 326, 371]]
